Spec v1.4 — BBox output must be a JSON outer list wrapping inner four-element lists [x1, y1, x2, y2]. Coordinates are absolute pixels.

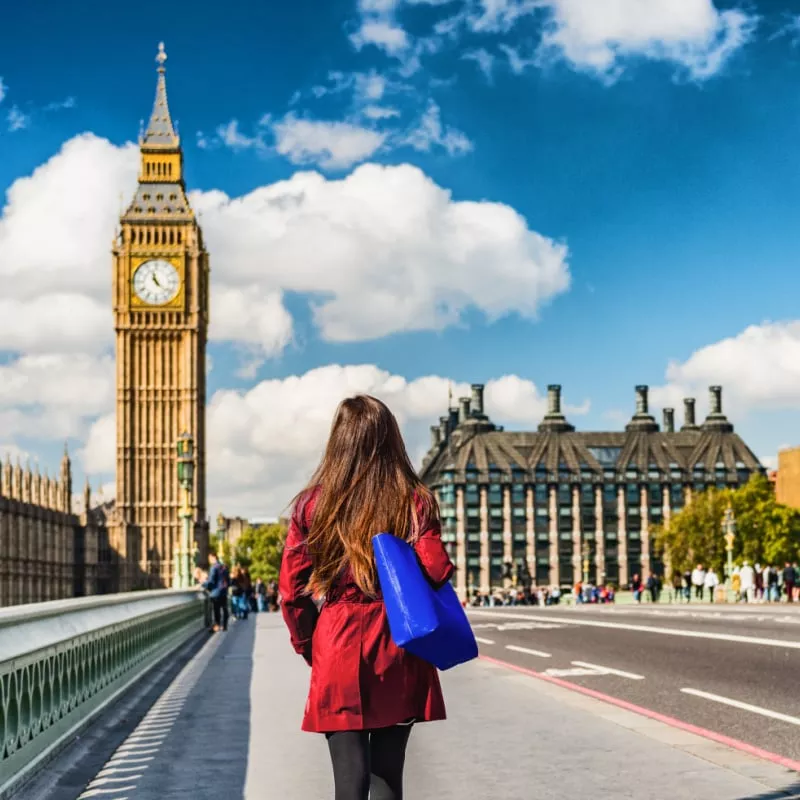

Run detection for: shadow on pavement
[[736, 781, 800, 800], [133, 617, 257, 799]]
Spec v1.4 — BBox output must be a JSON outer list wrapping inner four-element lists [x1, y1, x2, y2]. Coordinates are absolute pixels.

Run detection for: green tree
[[654, 474, 800, 576], [234, 522, 287, 581]]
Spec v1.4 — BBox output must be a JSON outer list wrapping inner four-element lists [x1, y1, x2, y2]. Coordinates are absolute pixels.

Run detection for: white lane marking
[[106, 757, 155, 765], [544, 667, 603, 677], [114, 748, 160, 756], [471, 621, 564, 631], [571, 660, 644, 680], [78, 788, 137, 797], [475, 637, 495, 645], [505, 645, 551, 658], [468, 610, 800, 650], [681, 688, 800, 726]]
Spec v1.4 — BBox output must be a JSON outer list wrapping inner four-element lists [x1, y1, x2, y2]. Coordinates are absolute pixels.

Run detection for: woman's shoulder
[[292, 485, 322, 530]]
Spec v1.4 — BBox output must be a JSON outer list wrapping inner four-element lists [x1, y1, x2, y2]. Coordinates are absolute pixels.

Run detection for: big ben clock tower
[[111, 43, 209, 590]]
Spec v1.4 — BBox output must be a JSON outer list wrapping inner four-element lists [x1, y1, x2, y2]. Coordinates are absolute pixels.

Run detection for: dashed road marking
[[475, 637, 495, 645], [468, 610, 800, 649], [505, 645, 551, 658], [681, 688, 800, 726], [571, 660, 644, 680]]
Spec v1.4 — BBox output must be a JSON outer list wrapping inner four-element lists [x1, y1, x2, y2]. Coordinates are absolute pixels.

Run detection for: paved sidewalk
[[78, 613, 800, 800]]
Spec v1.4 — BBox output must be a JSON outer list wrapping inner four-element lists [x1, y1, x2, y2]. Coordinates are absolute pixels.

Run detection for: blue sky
[[1, 0, 799, 517]]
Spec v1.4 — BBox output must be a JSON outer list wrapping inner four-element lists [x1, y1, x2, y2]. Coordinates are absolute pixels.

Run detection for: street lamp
[[722, 504, 735, 600], [174, 431, 195, 589]]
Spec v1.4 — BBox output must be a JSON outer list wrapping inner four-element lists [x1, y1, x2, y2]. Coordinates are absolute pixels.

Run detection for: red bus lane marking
[[479, 653, 800, 774]]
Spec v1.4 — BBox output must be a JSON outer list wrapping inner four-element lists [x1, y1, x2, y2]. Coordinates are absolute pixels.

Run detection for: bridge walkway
[[63, 614, 800, 799]]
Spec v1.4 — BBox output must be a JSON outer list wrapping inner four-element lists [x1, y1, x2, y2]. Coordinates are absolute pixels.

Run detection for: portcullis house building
[[419, 384, 763, 597]]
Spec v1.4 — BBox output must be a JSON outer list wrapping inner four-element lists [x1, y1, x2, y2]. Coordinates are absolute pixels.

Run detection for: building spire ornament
[[141, 41, 179, 148]]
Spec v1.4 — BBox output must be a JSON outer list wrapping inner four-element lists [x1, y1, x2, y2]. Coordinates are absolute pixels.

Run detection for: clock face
[[133, 259, 180, 306]]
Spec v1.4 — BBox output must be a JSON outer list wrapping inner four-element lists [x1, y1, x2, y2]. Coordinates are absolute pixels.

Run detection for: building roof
[[141, 42, 179, 150], [420, 383, 763, 483]]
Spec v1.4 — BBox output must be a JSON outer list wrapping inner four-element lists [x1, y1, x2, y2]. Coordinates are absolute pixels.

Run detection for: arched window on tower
[[169, 230, 174, 245], [177, 231, 182, 244], [146, 230, 151, 245]]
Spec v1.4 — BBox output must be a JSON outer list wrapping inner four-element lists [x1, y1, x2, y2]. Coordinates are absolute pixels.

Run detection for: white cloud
[[463, 48, 496, 81], [0, 135, 138, 354], [537, 0, 757, 82], [216, 119, 267, 151], [271, 113, 387, 170], [81, 412, 116, 474], [403, 100, 473, 156], [44, 97, 76, 112], [203, 365, 585, 518], [0, 354, 114, 441], [467, 0, 538, 33], [192, 161, 570, 342], [0, 78, 6, 104], [500, 43, 537, 74], [363, 105, 401, 120], [650, 322, 800, 418], [351, 19, 410, 54], [7, 105, 30, 132], [1, 133, 568, 367]]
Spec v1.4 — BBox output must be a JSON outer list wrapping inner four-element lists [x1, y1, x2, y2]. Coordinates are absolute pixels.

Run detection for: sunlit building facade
[[419, 383, 763, 597]]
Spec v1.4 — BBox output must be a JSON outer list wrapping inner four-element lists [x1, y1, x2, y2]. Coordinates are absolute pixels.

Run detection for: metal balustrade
[[0, 590, 209, 798]]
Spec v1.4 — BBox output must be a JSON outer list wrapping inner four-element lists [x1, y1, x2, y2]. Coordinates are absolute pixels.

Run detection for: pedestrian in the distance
[[280, 394, 455, 800]]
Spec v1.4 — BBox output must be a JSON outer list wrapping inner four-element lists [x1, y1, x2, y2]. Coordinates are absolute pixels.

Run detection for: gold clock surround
[[130, 255, 185, 309]]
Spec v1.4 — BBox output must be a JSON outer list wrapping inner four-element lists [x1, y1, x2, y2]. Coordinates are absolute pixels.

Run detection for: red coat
[[279, 490, 455, 733]]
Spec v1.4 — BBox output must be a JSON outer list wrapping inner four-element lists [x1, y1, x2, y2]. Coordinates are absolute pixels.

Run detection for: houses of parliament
[[0, 44, 209, 606]]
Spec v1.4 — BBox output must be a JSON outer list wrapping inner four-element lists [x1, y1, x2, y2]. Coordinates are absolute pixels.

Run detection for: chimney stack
[[448, 407, 459, 431], [663, 408, 675, 433], [470, 384, 485, 416], [683, 398, 696, 428], [458, 397, 471, 424], [430, 426, 441, 448], [547, 385, 562, 415], [709, 385, 722, 416], [439, 416, 449, 442], [635, 385, 649, 416]]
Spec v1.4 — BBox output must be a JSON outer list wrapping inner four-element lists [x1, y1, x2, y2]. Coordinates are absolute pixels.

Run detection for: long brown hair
[[293, 394, 437, 597]]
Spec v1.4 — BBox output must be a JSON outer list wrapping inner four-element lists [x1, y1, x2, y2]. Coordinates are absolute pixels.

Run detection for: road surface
[[468, 602, 800, 762]]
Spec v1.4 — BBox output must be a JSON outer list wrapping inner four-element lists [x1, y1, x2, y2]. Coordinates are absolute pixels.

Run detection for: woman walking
[[280, 395, 454, 800]]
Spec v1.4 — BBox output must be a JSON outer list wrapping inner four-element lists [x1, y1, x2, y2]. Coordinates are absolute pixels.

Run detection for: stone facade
[[420, 383, 764, 597], [0, 448, 106, 607]]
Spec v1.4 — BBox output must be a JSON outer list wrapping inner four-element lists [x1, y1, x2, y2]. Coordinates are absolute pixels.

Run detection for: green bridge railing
[[0, 590, 209, 798]]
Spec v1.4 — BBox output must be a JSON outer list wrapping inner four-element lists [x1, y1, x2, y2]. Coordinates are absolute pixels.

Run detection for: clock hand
[[152, 274, 162, 289]]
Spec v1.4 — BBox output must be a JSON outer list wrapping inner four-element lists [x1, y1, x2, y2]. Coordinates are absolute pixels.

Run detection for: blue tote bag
[[372, 532, 478, 671]]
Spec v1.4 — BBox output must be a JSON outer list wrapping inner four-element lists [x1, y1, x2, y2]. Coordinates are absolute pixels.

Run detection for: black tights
[[326, 725, 412, 800]]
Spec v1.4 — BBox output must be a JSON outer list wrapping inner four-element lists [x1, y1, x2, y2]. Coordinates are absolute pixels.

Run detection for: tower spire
[[141, 42, 179, 148]]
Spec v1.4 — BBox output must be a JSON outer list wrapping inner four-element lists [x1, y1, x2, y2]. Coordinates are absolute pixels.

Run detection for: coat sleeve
[[413, 514, 455, 589], [279, 507, 318, 665]]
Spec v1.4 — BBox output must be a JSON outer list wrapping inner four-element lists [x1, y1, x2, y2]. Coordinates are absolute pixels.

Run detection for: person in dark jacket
[[203, 551, 229, 632], [280, 394, 454, 800]]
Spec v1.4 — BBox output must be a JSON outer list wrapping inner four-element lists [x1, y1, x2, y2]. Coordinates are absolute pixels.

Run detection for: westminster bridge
[[2, 592, 800, 800]]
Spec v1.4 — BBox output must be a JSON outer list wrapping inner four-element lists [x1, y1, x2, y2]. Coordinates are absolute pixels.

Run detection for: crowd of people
[[195, 551, 281, 632], [629, 561, 800, 604]]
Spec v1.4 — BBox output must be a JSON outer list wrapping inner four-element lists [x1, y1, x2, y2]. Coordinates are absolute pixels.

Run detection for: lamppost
[[174, 431, 195, 589], [722, 504, 735, 600]]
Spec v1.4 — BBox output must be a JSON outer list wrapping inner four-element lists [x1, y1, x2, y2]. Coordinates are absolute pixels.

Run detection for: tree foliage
[[233, 522, 287, 581], [653, 474, 800, 576]]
